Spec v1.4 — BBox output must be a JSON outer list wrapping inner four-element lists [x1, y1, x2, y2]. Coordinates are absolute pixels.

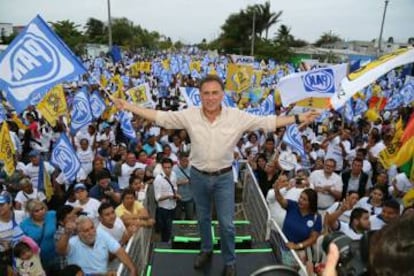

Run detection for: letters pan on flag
[[0, 15, 86, 113]]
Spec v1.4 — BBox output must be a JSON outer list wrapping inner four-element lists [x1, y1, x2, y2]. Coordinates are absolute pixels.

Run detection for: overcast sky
[[1, 0, 413, 44]]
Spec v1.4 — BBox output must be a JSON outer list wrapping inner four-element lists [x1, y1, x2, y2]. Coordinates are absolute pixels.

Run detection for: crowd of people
[[0, 47, 413, 276]]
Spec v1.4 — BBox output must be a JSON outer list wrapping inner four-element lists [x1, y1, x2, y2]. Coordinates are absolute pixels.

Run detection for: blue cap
[[0, 195, 11, 204], [74, 183, 87, 192], [28, 150, 40, 157]]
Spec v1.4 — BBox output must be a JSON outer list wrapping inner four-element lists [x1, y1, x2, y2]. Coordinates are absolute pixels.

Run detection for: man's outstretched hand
[[299, 109, 322, 127]]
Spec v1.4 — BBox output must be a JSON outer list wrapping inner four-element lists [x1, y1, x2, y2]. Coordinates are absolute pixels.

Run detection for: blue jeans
[[190, 167, 235, 265]]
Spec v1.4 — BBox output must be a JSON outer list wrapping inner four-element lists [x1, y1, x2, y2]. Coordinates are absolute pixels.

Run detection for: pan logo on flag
[[189, 89, 201, 105], [52, 145, 78, 177], [72, 96, 90, 126], [10, 34, 58, 87], [303, 68, 335, 93]]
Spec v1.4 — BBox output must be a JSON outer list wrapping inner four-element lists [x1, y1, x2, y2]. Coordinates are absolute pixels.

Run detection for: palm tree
[[314, 31, 342, 47], [258, 1, 283, 40], [275, 24, 293, 45]]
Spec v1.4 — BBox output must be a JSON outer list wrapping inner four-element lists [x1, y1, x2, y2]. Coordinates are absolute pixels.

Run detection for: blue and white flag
[[119, 111, 136, 140], [384, 93, 403, 110], [316, 109, 331, 123], [180, 87, 236, 108], [89, 91, 106, 119], [282, 124, 306, 158], [0, 15, 86, 113], [223, 93, 236, 108], [70, 87, 92, 134], [400, 81, 414, 105], [191, 69, 202, 79], [245, 94, 275, 116], [278, 64, 348, 107], [51, 133, 81, 182], [180, 87, 202, 107], [343, 99, 354, 123], [0, 103, 7, 123], [354, 98, 368, 116]]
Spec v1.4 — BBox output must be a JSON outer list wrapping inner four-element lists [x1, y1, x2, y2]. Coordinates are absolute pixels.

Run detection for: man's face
[[98, 178, 110, 189], [265, 141, 275, 151], [200, 81, 224, 113], [162, 162, 173, 177], [30, 156, 39, 166], [351, 161, 363, 175], [179, 157, 189, 168], [347, 193, 360, 207], [381, 206, 399, 223], [323, 161, 335, 174], [78, 219, 97, 245], [126, 153, 136, 166], [356, 213, 371, 231], [100, 207, 116, 227]]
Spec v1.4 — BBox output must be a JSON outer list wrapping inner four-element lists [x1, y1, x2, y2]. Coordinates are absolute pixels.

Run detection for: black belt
[[192, 166, 232, 176]]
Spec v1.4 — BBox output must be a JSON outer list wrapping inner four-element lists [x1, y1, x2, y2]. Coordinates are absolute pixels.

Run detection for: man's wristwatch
[[294, 114, 301, 124]]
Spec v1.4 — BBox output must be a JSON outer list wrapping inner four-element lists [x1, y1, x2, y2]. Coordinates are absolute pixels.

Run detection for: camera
[[322, 231, 373, 276]]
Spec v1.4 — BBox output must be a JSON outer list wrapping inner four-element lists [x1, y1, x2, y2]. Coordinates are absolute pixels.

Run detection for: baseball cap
[[28, 150, 40, 157], [74, 183, 87, 192], [0, 195, 11, 204]]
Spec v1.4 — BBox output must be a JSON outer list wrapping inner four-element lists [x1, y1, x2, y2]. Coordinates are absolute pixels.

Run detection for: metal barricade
[[267, 219, 308, 276], [117, 184, 156, 275], [241, 162, 270, 242]]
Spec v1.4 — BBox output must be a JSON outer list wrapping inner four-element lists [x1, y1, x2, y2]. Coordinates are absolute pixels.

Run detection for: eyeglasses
[[33, 207, 45, 213]]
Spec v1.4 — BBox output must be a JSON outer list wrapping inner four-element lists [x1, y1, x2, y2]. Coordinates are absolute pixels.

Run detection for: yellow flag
[[190, 61, 201, 72], [127, 85, 149, 103], [100, 75, 108, 88], [391, 137, 414, 168], [10, 114, 27, 130], [139, 62, 151, 73], [0, 123, 16, 176], [130, 62, 140, 77], [42, 162, 54, 202], [111, 74, 124, 91], [225, 64, 253, 93], [37, 85, 67, 127], [162, 59, 170, 70], [295, 97, 330, 109], [253, 70, 263, 87]]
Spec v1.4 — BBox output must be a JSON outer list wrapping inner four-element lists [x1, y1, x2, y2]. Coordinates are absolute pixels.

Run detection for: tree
[[85, 18, 106, 43], [49, 20, 84, 53], [387, 36, 394, 43], [408, 37, 414, 45], [314, 31, 342, 47], [275, 24, 293, 45], [257, 1, 282, 40]]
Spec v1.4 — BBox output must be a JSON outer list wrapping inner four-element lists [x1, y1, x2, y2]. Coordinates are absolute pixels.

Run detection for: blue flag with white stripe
[[400, 81, 414, 105], [0, 15, 87, 113], [0, 102, 6, 123], [89, 91, 106, 119], [245, 94, 275, 116], [119, 111, 136, 140], [70, 87, 92, 134], [51, 133, 81, 182], [384, 93, 403, 110], [343, 99, 354, 123], [354, 98, 368, 116], [282, 124, 306, 158]]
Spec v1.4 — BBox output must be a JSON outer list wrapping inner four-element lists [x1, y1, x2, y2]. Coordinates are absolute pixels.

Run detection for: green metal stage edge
[[153, 248, 272, 254]]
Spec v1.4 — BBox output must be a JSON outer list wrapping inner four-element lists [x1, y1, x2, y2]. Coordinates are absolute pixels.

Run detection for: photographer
[[325, 203, 370, 240], [322, 213, 414, 276]]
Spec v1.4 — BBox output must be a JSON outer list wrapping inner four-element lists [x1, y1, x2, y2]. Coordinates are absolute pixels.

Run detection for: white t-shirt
[[97, 217, 126, 243], [73, 198, 101, 225], [15, 189, 46, 210], [23, 162, 55, 188], [325, 137, 350, 171], [0, 210, 25, 251], [336, 221, 363, 240], [356, 197, 382, 216], [370, 215, 386, 231], [77, 148, 95, 175], [309, 170, 343, 209], [326, 202, 352, 224], [118, 163, 146, 189]]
